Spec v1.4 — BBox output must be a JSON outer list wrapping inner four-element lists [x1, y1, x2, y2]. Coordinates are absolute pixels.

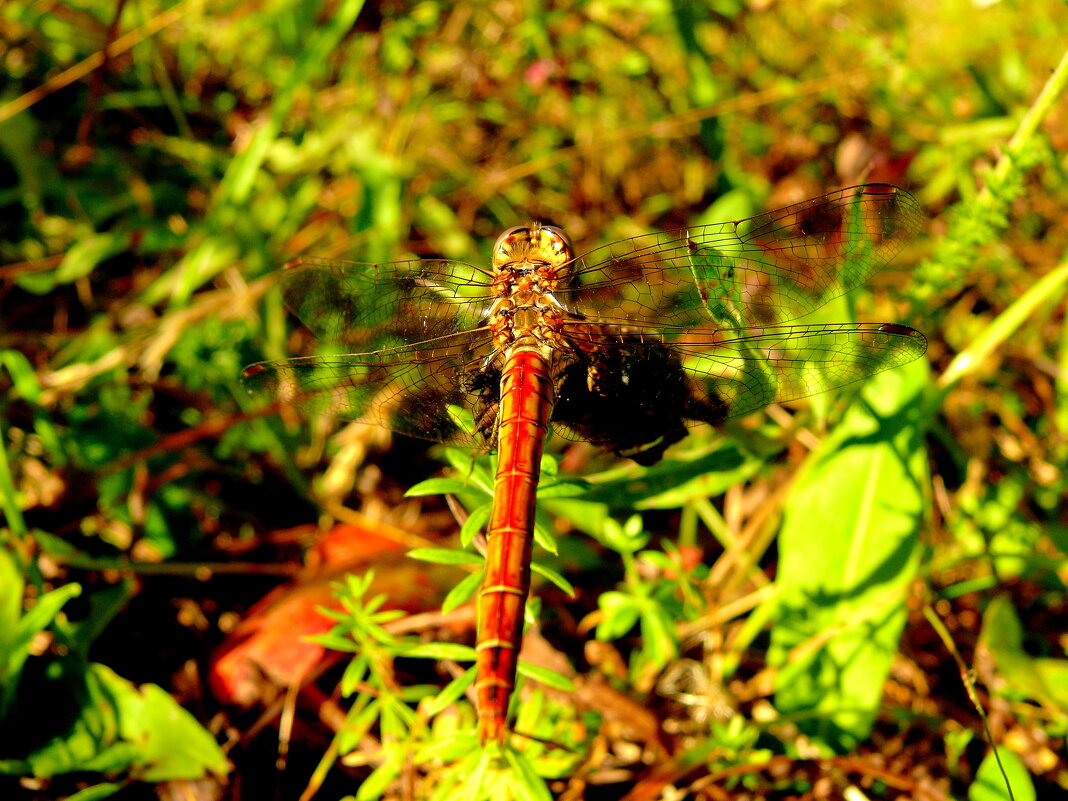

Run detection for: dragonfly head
[[492, 223, 575, 283]]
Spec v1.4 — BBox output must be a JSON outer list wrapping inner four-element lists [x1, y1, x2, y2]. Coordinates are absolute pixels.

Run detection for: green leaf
[[504, 747, 553, 801], [980, 595, 1068, 711], [687, 243, 750, 329], [338, 698, 382, 755], [16, 662, 228, 781], [63, 784, 124, 801], [534, 477, 591, 499], [574, 445, 753, 509], [595, 592, 641, 640], [422, 667, 478, 718], [769, 360, 929, 751], [460, 502, 493, 547], [0, 545, 25, 652], [313, 630, 360, 653], [406, 478, 473, 497], [442, 569, 483, 613], [446, 403, 477, 437], [17, 232, 130, 295], [356, 744, 405, 801], [110, 668, 230, 781], [408, 547, 483, 566], [400, 642, 477, 662], [11, 580, 82, 652], [531, 517, 560, 556], [637, 602, 677, 672], [417, 731, 481, 767], [516, 662, 575, 692], [452, 749, 494, 799], [340, 655, 369, 696], [941, 259, 1068, 390], [968, 748, 1035, 801], [0, 349, 43, 402], [0, 546, 81, 719], [601, 515, 649, 555], [530, 561, 575, 597]]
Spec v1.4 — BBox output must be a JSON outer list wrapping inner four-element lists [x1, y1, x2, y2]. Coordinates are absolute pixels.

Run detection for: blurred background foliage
[[0, 0, 1066, 799]]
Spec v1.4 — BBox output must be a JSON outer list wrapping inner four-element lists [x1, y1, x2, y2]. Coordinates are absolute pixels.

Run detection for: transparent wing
[[274, 256, 493, 349], [550, 321, 927, 458], [243, 184, 926, 451], [243, 257, 498, 445], [243, 329, 494, 447], [558, 184, 922, 330]]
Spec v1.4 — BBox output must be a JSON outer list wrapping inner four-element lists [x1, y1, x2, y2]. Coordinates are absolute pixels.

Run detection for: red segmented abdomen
[[476, 348, 554, 744]]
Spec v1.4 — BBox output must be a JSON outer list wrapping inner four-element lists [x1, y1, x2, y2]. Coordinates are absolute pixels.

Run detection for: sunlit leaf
[[401, 642, 477, 662], [770, 360, 929, 750], [530, 561, 575, 597], [595, 591, 641, 641], [968, 748, 1035, 801], [516, 662, 575, 693], [408, 548, 483, 566], [442, 570, 482, 613]]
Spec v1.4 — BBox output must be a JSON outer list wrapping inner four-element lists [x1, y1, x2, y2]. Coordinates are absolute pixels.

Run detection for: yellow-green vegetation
[[1, 1, 1066, 799]]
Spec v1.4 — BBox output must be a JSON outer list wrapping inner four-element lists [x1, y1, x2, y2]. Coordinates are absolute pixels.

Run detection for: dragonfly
[[243, 183, 926, 744]]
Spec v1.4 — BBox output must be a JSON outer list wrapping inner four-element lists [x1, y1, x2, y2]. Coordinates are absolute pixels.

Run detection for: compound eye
[[493, 226, 528, 252], [542, 225, 573, 253]]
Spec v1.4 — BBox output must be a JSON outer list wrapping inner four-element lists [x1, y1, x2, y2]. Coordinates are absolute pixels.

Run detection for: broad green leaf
[[687, 243, 749, 329], [601, 515, 649, 555], [109, 668, 229, 781], [531, 514, 560, 555], [13, 662, 227, 781], [446, 403, 477, 437], [538, 452, 560, 478], [968, 748, 1035, 801], [595, 592, 641, 641], [770, 359, 929, 750], [638, 602, 678, 672], [980, 595, 1068, 711]]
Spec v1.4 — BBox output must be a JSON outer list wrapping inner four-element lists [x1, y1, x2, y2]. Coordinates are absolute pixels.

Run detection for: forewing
[[245, 257, 497, 445], [559, 184, 922, 329], [277, 256, 492, 350]]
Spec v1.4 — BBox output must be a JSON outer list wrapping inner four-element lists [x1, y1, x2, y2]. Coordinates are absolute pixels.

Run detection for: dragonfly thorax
[[488, 223, 575, 354]]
